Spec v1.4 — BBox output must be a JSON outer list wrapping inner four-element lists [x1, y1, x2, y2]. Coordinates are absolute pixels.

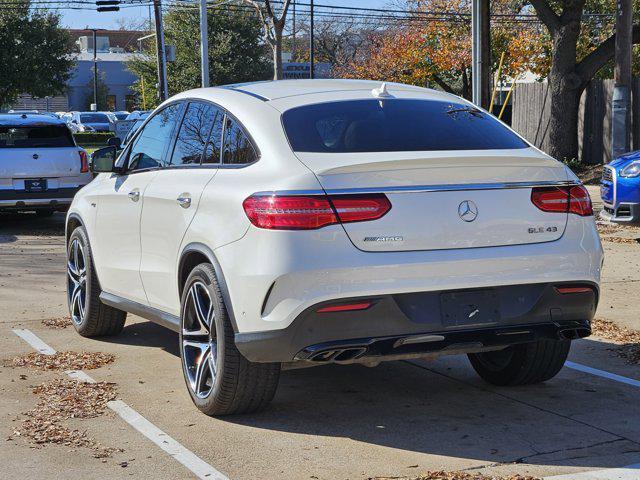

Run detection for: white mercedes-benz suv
[[1, 113, 91, 215], [66, 80, 602, 416]]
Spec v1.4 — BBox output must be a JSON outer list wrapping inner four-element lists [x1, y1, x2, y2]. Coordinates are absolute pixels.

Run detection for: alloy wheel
[[67, 238, 87, 325], [182, 281, 218, 399]]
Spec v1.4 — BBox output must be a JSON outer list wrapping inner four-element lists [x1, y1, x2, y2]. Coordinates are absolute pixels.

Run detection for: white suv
[[0, 113, 91, 216], [66, 80, 603, 416]]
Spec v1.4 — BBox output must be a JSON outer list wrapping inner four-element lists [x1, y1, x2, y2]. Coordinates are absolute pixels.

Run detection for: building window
[[106, 95, 116, 111], [125, 95, 138, 112]]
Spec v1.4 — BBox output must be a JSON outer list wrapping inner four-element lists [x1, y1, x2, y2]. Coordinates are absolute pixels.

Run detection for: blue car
[[601, 150, 640, 223]]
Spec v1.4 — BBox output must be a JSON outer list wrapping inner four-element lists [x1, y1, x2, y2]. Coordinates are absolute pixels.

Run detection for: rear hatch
[[0, 124, 82, 179], [281, 95, 570, 252], [298, 150, 569, 252]]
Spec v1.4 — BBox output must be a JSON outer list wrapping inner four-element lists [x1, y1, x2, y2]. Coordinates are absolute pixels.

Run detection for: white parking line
[[12, 328, 229, 480], [545, 462, 640, 479], [565, 361, 640, 389], [13, 328, 56, 354]]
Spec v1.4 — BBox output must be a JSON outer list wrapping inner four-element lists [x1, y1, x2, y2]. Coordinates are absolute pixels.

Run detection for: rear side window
[[127, 103, 182, 171], [203, 107, 224, 164], [0, 126, 74, 148], [80, 113, 110, 123], [222, 117, 257, 165], [171, 102, 221, 166], [281, 99, 528, 153]]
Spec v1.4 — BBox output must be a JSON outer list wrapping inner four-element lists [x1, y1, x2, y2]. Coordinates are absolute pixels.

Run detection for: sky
[[58, 0, 393, 30]]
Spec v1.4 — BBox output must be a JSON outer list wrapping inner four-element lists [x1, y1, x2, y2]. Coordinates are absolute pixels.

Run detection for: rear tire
[[179, 263, 280, 416], [468, 339, 570, 386], [67, 226, 126, 337]]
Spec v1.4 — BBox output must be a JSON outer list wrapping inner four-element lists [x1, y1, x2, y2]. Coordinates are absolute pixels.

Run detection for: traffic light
[[96, 1, 120, 12]]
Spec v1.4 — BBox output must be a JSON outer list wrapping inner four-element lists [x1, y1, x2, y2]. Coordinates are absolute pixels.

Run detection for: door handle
[[128, 190, 140, 202], [177, 194, 191, 209]]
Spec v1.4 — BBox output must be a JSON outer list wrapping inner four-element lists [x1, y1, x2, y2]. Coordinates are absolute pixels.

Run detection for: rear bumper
[[0, 186, 82, 209], [600, 202, 640, 224], [235, 282, 598, 363]]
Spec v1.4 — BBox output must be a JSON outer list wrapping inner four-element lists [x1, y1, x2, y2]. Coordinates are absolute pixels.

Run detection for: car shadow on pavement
[[222, 337, 640, 470], [98, 323, 640, 470], [0, 212, 65, 239], [96, 320, 180, 357]]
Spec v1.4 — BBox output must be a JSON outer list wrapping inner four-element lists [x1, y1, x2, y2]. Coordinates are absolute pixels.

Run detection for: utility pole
[[309, 0, 314, 79], [292, 0, 296, 61], [611, 0, 632, 159], [471, 0, 490, 108], [153, 0, 169, 101], [199, 0, 209, 88], [92, 28, 98, 110]]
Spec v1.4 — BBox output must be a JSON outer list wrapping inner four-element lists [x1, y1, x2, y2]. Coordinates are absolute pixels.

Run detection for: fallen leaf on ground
[[41, 317, 72, 329], [591, 318, 640, 364], [371, 473, 540, 480], [13, 378, 120, 458], [7, 351, 115, 371]]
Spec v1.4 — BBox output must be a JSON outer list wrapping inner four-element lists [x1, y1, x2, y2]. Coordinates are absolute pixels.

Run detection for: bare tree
[[243, 0, 293, 80]]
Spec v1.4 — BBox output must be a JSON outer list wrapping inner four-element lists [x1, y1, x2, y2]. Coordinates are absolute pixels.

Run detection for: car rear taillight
[[329, 194, 391, 223], [79, 150, 89, 173], [242, 193, 391, 230], [531, 185, 592, 216], [568, 185, 593, 216]]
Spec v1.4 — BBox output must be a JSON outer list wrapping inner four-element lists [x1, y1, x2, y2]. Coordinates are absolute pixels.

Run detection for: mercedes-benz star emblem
[[458, 200, 478, 222]]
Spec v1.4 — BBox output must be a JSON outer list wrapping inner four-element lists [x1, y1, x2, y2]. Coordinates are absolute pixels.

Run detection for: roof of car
[[218, 79, 446, 102], [0, 113, 67, 127]]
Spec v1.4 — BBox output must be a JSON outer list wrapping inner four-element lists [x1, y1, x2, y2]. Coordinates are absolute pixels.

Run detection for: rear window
[[80, 113, 109, 123], [0, 125, 74, 148], [282, 99, 528, 153]]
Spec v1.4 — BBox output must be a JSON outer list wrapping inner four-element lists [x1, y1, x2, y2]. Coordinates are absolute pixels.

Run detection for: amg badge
[[363, 236, 404, 243]]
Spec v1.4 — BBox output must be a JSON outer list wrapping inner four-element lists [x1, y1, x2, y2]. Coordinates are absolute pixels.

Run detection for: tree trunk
[[273, 29, 283, 80], [546, 18, 584, 162], [547, 78, 582, 162]]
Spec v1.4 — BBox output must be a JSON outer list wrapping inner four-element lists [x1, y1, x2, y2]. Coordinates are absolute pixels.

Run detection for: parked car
[[0, 113, 92, 216], [600, 150, 640, 223], [66, 80, 602, 416], [120, 112, 150, 146], [125, 110, 151, 121], [112, 111, 130, 121], [70, 111, 111, 132]]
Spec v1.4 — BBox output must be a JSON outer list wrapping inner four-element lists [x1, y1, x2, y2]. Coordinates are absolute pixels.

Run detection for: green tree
[[0, 1, 74, 107], [128, 3, 270, 108], [83, 69, 111, 111]]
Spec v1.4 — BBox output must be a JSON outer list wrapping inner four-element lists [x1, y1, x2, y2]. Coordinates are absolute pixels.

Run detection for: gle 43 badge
[[528, 226, 558, 234]]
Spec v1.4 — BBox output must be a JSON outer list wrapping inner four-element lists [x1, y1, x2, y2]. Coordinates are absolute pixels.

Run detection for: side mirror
[[107, 136, 122, 148], [91, 146, 119, 173], [72, 119, 78, 123]]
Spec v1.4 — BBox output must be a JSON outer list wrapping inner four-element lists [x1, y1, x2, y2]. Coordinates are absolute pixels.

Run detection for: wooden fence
[[512, 78, 640, 164]]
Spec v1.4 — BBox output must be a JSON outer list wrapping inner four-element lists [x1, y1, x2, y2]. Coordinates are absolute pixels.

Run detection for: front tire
[[67, 226, 126, 337], [468, 339, 570, 386], [179, 263, 280, 416]]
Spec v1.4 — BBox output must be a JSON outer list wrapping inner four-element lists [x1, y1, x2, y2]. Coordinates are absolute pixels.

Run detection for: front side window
[[127, 103, 182, 172], [222, 116, 257, 165], [171, 102, 221, 166], [0, 125, 74, 148], [281, 99, 529, 153]]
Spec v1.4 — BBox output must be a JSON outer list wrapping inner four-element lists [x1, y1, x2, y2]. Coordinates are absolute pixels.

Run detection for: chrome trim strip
[[0, 198, 74, 206], [325, 181, 578, 195], [253, 181, 579, 197]]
